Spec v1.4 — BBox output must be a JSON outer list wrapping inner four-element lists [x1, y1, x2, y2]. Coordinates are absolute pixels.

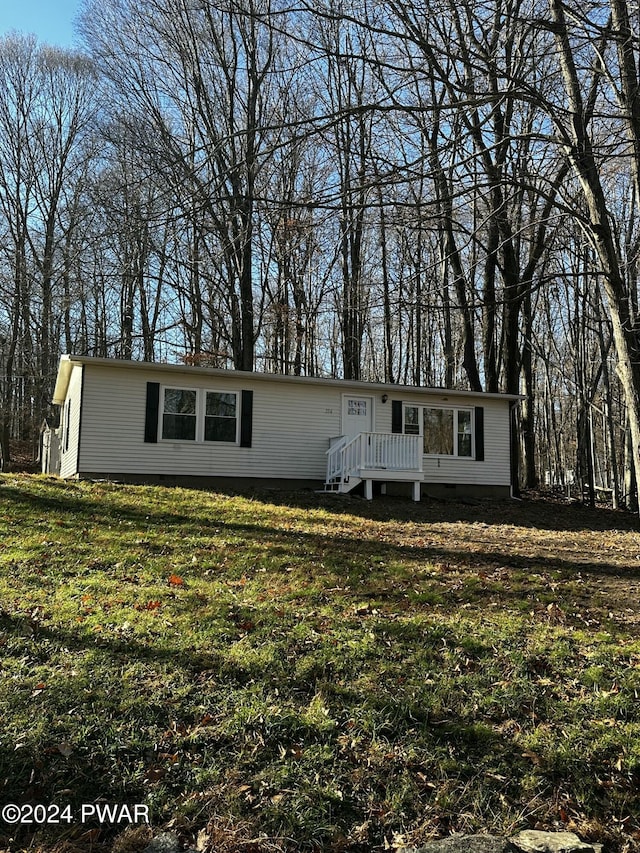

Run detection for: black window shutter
[[144, 382, 160, 443], [240, 390, 253, 447], [391, 400, 403, 434], [64, 400, 71, 452], [475, 406, 484, 461]]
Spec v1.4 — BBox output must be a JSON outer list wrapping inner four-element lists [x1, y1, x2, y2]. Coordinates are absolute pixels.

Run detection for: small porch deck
[[324, 432, 423, 500]]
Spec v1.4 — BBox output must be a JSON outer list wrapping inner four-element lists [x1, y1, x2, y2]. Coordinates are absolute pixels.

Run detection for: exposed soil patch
[[275, 487, 640, 631], [5, 439, 39, 473]]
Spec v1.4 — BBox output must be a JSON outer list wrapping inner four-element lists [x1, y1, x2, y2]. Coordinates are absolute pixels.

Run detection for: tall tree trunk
[[550, 0, 640, 514], [521, 286, 538, 488]]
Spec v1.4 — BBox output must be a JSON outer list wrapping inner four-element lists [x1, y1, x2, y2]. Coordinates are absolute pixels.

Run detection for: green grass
[[0, 475, 639, 852]]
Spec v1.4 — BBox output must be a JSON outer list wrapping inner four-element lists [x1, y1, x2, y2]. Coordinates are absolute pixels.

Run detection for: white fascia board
[[52, 355, 75, 406], [52, 354, 524, 403]]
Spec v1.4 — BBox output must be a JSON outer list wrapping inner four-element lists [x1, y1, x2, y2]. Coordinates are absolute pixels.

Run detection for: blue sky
[[0, 0, 81, 48]]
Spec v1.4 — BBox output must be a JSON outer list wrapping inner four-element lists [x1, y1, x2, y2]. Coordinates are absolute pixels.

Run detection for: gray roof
[[53, 354, 523, 406]]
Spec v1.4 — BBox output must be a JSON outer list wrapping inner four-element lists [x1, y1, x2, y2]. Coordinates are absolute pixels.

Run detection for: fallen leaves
[[4, 478, 640, 853], [134, 600, 162, 611]]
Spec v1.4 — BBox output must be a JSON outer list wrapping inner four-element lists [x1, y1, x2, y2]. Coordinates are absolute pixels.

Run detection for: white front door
[[342, 395, 374, 437]]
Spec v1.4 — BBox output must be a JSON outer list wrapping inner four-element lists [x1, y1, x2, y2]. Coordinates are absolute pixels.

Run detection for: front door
[[342, 395, 374, 437]]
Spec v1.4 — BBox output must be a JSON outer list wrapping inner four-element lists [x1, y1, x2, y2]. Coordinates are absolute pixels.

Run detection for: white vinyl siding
[[59, 364, 83, 478], [74, 363, 512, 487], [379, 395, 511, 487], [78, 366, 342, 480]]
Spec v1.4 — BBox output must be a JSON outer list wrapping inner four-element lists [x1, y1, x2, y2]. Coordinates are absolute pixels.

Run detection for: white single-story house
[[43, 355, 520, 500]]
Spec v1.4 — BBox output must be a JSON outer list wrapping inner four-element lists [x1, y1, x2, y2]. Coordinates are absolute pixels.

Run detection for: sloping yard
[[0, 475, 639, 853]]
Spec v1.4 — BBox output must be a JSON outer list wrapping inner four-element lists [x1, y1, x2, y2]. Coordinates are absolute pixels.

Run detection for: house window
[[205, 392, 237, 442], [64, 399, 71, 452], [162, 388, 197, 440], [347, 399, 368, 416], [404, 406, 420, 435], [160, 387, 239, 442], [457, 409, 472, 457], [404, 405, 473, 457], [424, 408, 454, 455]]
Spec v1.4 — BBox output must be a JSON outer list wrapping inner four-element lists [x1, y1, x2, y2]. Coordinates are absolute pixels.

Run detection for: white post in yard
[[364, 479, 373, 500], [412, 481, 421, 502]]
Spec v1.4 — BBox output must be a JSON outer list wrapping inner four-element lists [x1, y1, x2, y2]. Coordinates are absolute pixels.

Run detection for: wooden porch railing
[[326, 432, 422, 483]]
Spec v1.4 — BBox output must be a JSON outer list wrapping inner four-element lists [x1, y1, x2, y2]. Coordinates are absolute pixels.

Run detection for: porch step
[[322, 475, 361, 495], [325, 432, 423, 501]]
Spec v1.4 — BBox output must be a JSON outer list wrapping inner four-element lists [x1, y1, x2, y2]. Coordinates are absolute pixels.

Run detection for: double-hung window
[[205, 392, 237, 442], [162, 389, 197, 440], [161, 387, 238, 443], [404, 405, 473, 457], [63, 399, 72, 453]]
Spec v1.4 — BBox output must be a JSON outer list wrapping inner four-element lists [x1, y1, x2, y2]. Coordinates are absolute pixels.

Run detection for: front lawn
[[0, 476, 639, 852]]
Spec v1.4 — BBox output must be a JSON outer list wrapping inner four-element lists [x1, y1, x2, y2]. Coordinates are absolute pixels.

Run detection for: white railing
[[326, 435, 350, 481], [326, 432, 422, 482], [362, 433, 422, 471]]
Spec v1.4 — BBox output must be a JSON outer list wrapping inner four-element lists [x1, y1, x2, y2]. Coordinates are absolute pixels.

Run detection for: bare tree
[[81, 0, 291, 371], [0, 35, 95, 467], [539, 0, 640, 509]]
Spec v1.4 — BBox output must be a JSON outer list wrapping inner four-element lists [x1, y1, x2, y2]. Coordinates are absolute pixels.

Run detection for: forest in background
[[1, 0, 639, 509]]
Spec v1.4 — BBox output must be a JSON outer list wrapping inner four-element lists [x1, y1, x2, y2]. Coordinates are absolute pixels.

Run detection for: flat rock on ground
[[512, 831, 603, 853], [406, 835, 514, 853], [407, 832, 602, 853], [143, 833, 184, 853]]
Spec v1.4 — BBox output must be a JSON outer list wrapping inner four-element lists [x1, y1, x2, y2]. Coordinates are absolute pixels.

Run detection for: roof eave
[[52, 354, 524, 402], [52, 355, 74, 405]]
